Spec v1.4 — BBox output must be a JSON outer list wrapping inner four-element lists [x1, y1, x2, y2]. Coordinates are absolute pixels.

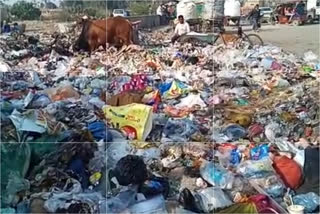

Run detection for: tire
[[243, 34, 264, 48], [292, 20, 300, 26]]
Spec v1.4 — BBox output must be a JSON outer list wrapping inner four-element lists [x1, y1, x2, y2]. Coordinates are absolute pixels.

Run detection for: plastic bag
[[250, 144, 269, 160], [293, 192, 320, 212], [129, 195, 167, 214], [223, 124, 246, 141], [160, 80, 188, 100], [163, 118, 198, 142], [1, 143, 31, 207], [237, 158, 274, 179], [176, 0, 197, 20], [251, 175, 285, 198], [113, 155, 148, 186], [303, 51, 319, 62], [45, 84, 80, 101], [272, 155, 302, 190], [107, 189, 137, 213], [200, 161, 234, 189], [88, 121, 110, 142], [195, 187, 233, 212], [0, 208, 16, 214], [28, 94, 51, 109], [103, 103, 153, 141], [9, 109, 47, 133], [224, 0, 240, 17]]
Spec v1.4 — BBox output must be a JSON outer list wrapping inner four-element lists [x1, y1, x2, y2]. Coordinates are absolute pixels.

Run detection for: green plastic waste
[[0, 208, 16, 214], [1, 143, 30, 207], [302, 65, 314, 73], [236, 98, 249, 106], [1, 142, 58, 208], [217, 202, 258, 213]]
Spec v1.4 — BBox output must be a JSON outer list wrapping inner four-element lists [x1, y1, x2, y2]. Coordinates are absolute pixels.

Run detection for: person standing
[[248, 4, 262, 32], [171, 15, 190, 44], [157, 4, 164, 25]]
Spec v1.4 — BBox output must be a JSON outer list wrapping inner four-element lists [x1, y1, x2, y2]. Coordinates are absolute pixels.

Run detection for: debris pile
[[1, 26, 319, 214]]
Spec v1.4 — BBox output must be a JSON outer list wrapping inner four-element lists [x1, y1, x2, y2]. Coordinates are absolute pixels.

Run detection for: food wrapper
[[103, 103, 153, 141]]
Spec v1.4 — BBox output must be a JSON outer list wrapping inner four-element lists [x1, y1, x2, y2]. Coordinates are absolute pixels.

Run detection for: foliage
[[130, 2, 150, 16], [58, 10, 74, 22], [10, 1, 41, 20], [83, 8, 106, 19]]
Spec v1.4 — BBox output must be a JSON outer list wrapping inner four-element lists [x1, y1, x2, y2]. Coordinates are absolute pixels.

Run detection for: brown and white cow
[[74, 16, 136, 52]]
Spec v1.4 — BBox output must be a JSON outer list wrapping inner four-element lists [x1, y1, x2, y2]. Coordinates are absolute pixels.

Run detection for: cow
[[74, 16, 135, 53]]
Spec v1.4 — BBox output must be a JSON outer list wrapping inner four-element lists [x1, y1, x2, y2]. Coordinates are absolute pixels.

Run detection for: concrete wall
[[0, 7, 9, 22], [127, 15, 160, 29]]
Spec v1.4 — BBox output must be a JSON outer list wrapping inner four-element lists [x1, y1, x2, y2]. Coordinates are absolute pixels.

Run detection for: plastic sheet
[[200, 161, 234, 189], [293, 192, 320, 212]]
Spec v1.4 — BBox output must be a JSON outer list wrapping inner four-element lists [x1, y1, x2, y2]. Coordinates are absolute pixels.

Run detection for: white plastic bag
[[195, 187, 233, 212], [224, 0, 241, 17], [177, 0, 197, 20]]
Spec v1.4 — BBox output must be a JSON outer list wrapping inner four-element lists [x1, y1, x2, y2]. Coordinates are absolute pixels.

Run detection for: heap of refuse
[[1, 27, 319, 214]]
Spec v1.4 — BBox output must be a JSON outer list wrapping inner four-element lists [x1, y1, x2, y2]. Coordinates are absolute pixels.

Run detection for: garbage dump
[[1, 22, 320, 214]]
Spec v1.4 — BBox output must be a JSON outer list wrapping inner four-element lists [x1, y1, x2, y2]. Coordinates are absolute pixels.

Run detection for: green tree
[[130, 2, 150, 15], [10, 1, 41, 20]]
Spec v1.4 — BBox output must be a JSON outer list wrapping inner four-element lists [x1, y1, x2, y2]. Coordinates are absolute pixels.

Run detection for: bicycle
[[212, 25, 264, 48], [178, 21, 264, 49]]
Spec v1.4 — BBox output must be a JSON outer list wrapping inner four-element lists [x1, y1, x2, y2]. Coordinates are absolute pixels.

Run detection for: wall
[[0, 7, 9, 22], [127, 15, 160, 28]]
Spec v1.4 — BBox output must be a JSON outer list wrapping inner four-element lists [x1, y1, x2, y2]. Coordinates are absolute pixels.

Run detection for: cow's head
[[73, 17, 91, 52]]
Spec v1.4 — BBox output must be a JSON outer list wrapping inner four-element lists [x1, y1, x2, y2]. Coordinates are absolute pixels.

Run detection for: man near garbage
[[171, 15, 190, 44], [157, 4, 165, 25], [1, 20, 11, 33], [248, 4, 262, 32]]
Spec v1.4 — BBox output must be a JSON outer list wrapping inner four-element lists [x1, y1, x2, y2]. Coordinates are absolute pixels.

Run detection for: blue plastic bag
[[230, 149, 241, 165], [293, 192, 320, 212], [163, 118, 198, 142], [200, 162, 234, 189], [223, 124, 246, 141], [250, 144, 269, 160]]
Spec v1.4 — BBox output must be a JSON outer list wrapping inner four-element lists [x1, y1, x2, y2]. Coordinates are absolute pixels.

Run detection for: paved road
[[242, 24, 320, 57]]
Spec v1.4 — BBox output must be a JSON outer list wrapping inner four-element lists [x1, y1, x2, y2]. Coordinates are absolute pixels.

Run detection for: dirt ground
[[243, 24, 320, 57]]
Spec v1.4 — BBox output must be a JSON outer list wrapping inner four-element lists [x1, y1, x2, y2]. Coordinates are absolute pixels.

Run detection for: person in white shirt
[[171, 15, 190, 44], [157, 5, 163, 16]]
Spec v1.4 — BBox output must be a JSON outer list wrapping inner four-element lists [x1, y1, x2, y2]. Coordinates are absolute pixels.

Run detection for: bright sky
[[5, 0, 61, 6]]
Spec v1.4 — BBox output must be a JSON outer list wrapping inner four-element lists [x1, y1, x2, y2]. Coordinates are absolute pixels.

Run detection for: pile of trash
[[1, 26, 320, 214]]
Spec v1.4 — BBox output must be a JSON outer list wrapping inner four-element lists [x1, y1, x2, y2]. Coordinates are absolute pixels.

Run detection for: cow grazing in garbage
[[74, 16, 135, 52]]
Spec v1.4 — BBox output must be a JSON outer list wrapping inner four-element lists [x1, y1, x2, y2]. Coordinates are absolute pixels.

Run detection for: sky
[[4, 0, 61, 6]]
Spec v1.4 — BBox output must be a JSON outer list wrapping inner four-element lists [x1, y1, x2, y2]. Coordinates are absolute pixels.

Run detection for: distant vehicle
[[260, 7, 273, 18], [260, 7, 275, 24], [113, 9, 130, 17], [307, 0, 320, 23]]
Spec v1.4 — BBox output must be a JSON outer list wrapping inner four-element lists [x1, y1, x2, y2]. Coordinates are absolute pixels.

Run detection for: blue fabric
[[88, 121, 112, 142], [68, 158, 89, 188]]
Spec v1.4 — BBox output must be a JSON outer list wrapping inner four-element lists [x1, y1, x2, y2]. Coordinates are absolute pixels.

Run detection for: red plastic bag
[[272, 156, 302, 190]]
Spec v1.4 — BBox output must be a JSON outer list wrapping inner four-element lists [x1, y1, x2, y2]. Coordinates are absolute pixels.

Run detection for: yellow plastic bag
[[103, 104, 153, 141]]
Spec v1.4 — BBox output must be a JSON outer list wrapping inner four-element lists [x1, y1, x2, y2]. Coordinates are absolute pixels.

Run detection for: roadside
[[239, 24, 320, 57]]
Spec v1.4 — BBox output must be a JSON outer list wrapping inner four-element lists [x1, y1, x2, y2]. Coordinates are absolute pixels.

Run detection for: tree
[[130, 1, 150, 15], [11, 1, 41, 20]]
